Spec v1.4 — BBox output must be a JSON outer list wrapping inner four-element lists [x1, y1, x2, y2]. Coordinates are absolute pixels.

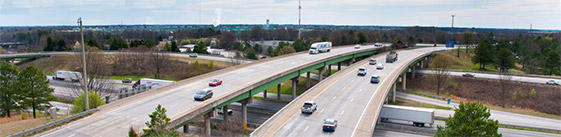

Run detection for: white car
[[354, 44, 360, 49], [301, 101, 318, 114], [357, 67, 367, 76], [546, 80, 560, 85], [376, 64, 384, 70], [217, 107, 233, 115], [369, 58, 377, 65]]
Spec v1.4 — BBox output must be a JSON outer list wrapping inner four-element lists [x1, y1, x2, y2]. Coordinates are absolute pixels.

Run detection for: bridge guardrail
[[9, 108, 100, 137]]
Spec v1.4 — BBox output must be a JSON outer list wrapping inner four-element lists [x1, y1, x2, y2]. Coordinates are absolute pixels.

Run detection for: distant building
[[179, 44, 195, 52]]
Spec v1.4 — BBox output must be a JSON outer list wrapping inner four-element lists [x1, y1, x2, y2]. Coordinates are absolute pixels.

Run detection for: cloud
[[133, 0, 174, 9], [0, 0, 4, 10], [12, 0, 55, 8], [213, 8, 221, 27]]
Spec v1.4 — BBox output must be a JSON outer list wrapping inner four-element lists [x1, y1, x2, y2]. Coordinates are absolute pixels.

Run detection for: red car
[[209, 79, 223, 86]]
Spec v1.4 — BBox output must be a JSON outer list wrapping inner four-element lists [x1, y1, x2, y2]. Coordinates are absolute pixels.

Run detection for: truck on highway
[[52, 71, 82, 82], [385, 51, 398, 63], [132, 78, 175, 90], [309, 42, 332, 54], [379, 104, 435, 127]]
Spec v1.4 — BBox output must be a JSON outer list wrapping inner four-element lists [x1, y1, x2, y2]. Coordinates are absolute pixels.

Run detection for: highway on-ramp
[[252, 47, 446, 137], [37, 45, 384, 137]]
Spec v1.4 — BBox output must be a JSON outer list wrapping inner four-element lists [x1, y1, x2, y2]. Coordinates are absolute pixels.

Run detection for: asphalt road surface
[[261, 47, 446, 137], [37, 45, 390, 137]]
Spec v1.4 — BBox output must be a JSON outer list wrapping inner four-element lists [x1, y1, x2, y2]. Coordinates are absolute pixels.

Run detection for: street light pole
[[298, 0, 301, 40], [78, 17, 89, 111]]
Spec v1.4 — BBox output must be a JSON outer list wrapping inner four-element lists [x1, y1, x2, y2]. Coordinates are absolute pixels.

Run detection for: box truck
[[132, 78, 175, 90], [309, 42, 332, 54], [386, 51, 398, 63], [52, 71, 82, 82], [380, 104, 435, 127]]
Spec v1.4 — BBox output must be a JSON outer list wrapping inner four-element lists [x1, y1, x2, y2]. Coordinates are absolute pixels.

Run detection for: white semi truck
[[309, 42, 332, 54], [379, 104, 435, 127], [132, 78, 175, 90], [52, 71, 82, 82]]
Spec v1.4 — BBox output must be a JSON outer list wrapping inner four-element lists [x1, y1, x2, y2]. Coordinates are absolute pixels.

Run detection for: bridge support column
[[402, 72, 407, 90], [292, 77, 297, 99], [328, 64, 332, 76], [204, 113, 211, 136], [306, 72, 311, 88], [392, 82, 396, 102], [263, 90, 267, 99], [183, 124, 189, 133], [318, 68, 324, 81], [412, 66, 416, 78], [223, 105, 229, 123], [238, 98, 252, 130], [277, 84, 281, 100], [338, 62, 341, 71]]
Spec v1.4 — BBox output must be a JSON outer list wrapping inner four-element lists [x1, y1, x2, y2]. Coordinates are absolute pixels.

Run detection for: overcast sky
[[0, 0, 560, 30]]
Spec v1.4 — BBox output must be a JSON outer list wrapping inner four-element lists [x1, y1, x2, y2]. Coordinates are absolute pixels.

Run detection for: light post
[[77, 17, 89, 111], [298, 0, 301, 39], [451, 15, 459, 57]]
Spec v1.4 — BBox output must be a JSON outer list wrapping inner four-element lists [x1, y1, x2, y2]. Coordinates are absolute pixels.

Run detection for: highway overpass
[[38, 45, 386, 136], [251, 47, 445, 137]]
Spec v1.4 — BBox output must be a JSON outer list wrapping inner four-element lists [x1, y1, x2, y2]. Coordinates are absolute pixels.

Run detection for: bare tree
[[72, 47, 115, 103], [430, 55, 452, 95], [149, 51, 169, 79], [498, 72, 512, 107]]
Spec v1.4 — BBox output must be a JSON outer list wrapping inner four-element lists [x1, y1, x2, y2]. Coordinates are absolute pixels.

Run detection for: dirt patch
[[408, 75, 561, 115], [0, 113, 62, 136]]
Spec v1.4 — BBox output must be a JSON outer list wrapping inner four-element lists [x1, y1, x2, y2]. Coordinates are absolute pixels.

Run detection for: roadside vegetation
[[408, 75, 561, 118], [436, 102, 501, 137], [388, 98, 452, 110]]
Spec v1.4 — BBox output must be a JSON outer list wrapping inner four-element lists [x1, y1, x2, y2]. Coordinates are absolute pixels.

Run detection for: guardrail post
[[306, 72, 311, 88], [204, 113, 211, 136], [277, 84, 281, 100]]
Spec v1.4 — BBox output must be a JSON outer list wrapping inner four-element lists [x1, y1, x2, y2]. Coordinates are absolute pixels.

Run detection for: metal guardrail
[[9, 108, 100, 137], [434, 116, 561, 133]]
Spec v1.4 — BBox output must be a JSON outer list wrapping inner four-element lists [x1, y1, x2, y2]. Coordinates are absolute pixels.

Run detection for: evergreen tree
[[109, 38, 129, 50], [358, 32, 367, 44], [292, 39, 306, 52], [436, 102, 501, 137], [245, 48, 258, 60], [542, 48, 561, 75], [496, 48, 515, 72], [144, 40, 155, 49], [56, 39, 67, 51], [17, 66, 55, 118], [0, 62, 20, 117], [142, 104, 179, 137], [193, 41, 209, 54], [43, 37, 56, 51], [170, 41, 180, 52], [473, 38, 495, 70]]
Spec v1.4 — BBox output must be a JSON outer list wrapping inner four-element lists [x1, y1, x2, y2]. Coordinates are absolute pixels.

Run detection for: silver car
[[376, 64, 384, 70], [357, 67, 367, 76], [301, 101, 317, 114]]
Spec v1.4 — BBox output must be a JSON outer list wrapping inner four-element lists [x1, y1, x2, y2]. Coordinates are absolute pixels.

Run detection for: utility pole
[[78, 17, 89, 111], [451, 15, 459, 57], [298, 0, 301, 40]]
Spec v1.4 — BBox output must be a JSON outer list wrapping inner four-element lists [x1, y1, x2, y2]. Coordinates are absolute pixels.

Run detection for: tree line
[[0, 62, 55, 118]]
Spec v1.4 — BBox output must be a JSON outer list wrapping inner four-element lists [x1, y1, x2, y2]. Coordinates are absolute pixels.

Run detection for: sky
[[0, 0, 560, 30]]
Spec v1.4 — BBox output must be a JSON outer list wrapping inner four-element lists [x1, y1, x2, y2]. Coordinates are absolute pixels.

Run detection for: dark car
[[122, 78, 132, 83], [370, 75, 380, 83], [209, 79, 223, 86], [546, 80, 560, 85], [194, 88, 213, 101], [189, 53, 198, 58], [323, 119, 338, 132], [462, 73, 475, 77]]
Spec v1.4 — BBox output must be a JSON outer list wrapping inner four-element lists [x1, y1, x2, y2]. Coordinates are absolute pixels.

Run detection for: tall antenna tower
[[298, 0, 301, 39]]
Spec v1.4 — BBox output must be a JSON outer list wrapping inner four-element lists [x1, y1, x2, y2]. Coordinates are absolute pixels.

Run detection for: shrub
[[530, 88, 536, 97], [73, 90, 106, 113]]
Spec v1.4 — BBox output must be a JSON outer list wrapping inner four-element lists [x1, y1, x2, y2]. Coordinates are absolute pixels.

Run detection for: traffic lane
[[273, 53, 389, 137], [168, 53, 252, 64], [41, 46, 383, 136], [397, 92, 561, 131], [433, 119, 561, 137]]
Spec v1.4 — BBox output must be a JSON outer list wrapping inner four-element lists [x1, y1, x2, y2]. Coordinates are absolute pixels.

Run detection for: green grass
[[499, 125, 561, 135], [265, 76, 312, 96], [388, 97, 451, 110]]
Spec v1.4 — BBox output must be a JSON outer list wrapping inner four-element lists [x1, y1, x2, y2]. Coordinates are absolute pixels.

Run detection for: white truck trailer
[[132, 78, 175, 90], [380, 104, 435, 127], [52, 71, 82, 82], [308, 42, 332, 54]]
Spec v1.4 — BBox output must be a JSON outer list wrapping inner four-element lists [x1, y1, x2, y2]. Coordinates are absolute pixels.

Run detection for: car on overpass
[[354, 44, 360, 49], [209, 79, 223, 86], [369, 58, 377, 65], [194, 88, 213, 101], [546, 80, 560, 85], [301, 101, 317, 114], [370, 75, 381, 84], [189, 53, 198, 57], [357, 67, 367, 76], [217, 107, 233, 115], [322, 119, 338, 132], [462, 73, 475, 77], [122, 78, 132, 83], [376, 64, 384, 70]]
